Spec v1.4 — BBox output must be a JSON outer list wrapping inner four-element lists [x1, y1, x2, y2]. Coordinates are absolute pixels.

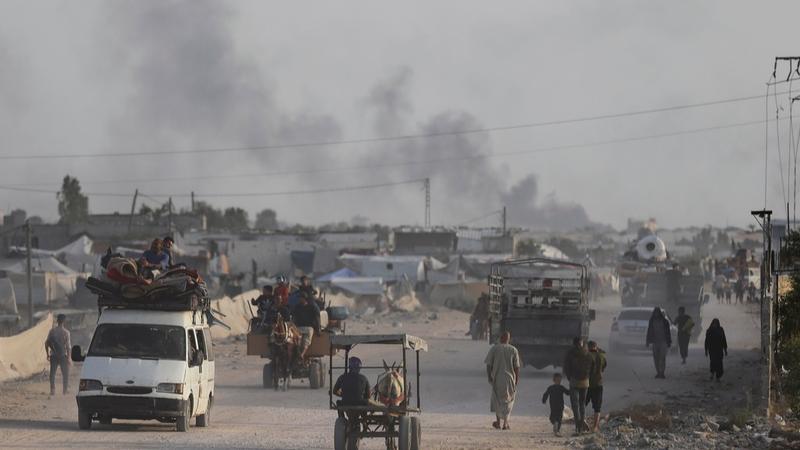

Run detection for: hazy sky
[[0, 1, 798, 230]]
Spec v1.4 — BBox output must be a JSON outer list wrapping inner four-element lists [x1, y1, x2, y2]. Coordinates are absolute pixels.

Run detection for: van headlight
[[79, 379, 103, 391], [156, 383, 184, 394]]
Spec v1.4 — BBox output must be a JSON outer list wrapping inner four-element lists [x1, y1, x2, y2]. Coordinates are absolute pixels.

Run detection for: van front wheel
[[176, 400, 191, 432], [196, 396, 211, 427], [78, 409, 92, 430]]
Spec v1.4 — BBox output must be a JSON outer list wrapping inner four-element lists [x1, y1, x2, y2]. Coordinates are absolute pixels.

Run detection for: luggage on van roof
[[86, 260, 210, 313]]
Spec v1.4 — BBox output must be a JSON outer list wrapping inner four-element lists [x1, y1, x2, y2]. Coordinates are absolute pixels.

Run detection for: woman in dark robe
[[704, 318, 728, 382]]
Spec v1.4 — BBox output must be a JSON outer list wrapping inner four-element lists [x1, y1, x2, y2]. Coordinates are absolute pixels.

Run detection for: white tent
[[2, 256, 78, 305], [56, 235, 98, 270], [9, 234, 98, 272], [339, 254, 432, 283], [0, 278, 17, 315]]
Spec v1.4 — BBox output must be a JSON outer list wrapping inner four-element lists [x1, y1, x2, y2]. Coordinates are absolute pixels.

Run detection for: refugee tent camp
[[2, 256, 79, 304]]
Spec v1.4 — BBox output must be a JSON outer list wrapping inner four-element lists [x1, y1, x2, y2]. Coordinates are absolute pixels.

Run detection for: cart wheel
[[262, 362, 273, 389], [410, 417, 421, 450], [398, 416, 411, 450], [309, 360, 321, 389], [334, 417, 347, 450]]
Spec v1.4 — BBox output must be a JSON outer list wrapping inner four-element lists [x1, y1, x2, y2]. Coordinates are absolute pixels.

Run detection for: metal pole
[[402, 345, 407, 409], [25, 220, 32, 329], [168, 197, 174, 234], [416, 351, 421, 410], [502, 206, 507, 236], [424, 178, 431, 229], [128, 189, 138, 233], [191, 191, 195, 213]]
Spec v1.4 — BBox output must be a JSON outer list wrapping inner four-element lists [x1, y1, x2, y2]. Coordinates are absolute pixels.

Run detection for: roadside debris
[[567, 402, 796, 449]]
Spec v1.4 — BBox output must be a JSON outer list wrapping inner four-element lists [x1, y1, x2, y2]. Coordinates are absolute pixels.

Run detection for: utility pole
[[168, 197, 174, 234], [752, 209, 773, 415], [128, 189, 138, 233], [502, 206, 507, 236], [191, 191, 195, 213], [423, 178, 431, 229], [25, 220, 32, 329]]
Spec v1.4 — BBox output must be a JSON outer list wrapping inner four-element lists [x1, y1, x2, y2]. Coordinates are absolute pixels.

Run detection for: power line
[[2, 116, 781, 189], [0, 90, 790, 162], [0, 185, 133, 197], [0, 179, 426, 199]]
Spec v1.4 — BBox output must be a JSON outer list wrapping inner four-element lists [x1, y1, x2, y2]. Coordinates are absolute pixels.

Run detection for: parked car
[[609, 307, 677, 353]]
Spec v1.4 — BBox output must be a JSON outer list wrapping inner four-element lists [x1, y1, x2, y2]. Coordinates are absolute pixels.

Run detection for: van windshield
[[88, 324, 186, 361]]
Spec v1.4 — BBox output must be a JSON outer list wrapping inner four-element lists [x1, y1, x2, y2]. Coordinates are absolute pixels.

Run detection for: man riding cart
[[247, 284, 347, 390], [330, 334, 426, 450]]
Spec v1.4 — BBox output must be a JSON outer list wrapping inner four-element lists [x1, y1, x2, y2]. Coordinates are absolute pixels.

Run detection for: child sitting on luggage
[[542, 373, 570, 436]]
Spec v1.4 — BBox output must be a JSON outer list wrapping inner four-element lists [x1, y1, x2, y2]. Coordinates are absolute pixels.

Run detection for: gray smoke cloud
[[92, 3, 592, 229], [363, 67, 594, 230], [102, 0, 342, 186]]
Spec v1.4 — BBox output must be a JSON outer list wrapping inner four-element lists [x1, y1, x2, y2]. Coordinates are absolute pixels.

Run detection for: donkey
[[374, 360, 406, 407], [269, 314, 300, 391]]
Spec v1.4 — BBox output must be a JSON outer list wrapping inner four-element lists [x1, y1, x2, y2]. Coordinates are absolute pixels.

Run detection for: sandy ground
[[0, 293, 761, 449]]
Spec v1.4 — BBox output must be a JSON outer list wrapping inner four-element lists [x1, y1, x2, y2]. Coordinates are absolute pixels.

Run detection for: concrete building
[[391, 229, 457, 256]]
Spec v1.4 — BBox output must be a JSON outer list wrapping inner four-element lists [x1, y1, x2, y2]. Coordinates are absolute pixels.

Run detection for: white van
[[72, 309, 215, 431]]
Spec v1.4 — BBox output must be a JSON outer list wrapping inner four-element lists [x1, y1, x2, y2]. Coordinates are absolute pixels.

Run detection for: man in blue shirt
[[140, 238, 169, 270]]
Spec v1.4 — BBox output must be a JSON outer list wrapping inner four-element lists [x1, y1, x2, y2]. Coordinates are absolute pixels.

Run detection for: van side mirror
[[71, 345, 85, 362], [588, 309, 596, 321]]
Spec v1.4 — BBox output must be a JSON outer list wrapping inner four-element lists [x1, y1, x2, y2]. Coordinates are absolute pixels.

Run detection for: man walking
[[45, 314, 71, 395], [484, 331, 520, 430], [646, 307, 672, 378], [586, 340, 607, 432], [674, 306, 695, 364], [563, 336, 592, 434]]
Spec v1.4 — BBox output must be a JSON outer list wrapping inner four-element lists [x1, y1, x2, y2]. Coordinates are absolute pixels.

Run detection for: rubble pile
[[568, 404, 800, 449]]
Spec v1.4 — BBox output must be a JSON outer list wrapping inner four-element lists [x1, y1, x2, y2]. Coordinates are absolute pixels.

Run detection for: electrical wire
[[0, 91, 792, 162], [1, 116, 781, 189], [0, 179, 427, 200]]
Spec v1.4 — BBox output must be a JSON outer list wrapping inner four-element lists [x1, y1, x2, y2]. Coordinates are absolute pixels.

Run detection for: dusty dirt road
[[0, 294, 760, 449]]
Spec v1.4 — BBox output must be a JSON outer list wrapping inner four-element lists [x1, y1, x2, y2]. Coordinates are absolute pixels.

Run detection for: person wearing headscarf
[[704, 318, 728, 382], [333, 357, 371, 405], [646, 307, 672, 379], [485, 331, 520, 430]]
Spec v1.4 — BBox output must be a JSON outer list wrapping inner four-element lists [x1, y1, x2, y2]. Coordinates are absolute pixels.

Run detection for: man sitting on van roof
[[139, 238, 169, 271]]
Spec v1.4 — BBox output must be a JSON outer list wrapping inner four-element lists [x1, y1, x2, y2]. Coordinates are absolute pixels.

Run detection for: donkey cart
[[329, 334, 426, 450]]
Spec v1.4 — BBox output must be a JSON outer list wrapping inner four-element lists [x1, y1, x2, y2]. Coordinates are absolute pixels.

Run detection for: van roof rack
[[86, 276, 210, 313]]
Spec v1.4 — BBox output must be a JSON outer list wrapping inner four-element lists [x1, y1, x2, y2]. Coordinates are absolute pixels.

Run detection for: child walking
[[542, 373, 570, 436]]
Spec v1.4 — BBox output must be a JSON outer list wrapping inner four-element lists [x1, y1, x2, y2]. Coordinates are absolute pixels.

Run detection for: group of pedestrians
[[484, 333, 607, 437], [712, 274, 757, 304], [484, 310, 731, 437]]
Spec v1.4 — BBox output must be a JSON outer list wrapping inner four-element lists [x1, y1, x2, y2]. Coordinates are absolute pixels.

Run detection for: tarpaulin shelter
[[339, 254, 440, 283], [317, 267, 359, 282], [0, 277, 18, 315], [2, 256, 79, 305]]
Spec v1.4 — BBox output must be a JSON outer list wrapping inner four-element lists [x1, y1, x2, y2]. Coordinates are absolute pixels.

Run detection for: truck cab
[[488, 258, 594, 369], [72, 309, 214, 431]]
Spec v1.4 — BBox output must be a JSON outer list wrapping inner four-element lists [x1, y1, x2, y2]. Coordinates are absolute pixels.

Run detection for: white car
[[72, 309, 214, 431], [609, 307, 678, 353]]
